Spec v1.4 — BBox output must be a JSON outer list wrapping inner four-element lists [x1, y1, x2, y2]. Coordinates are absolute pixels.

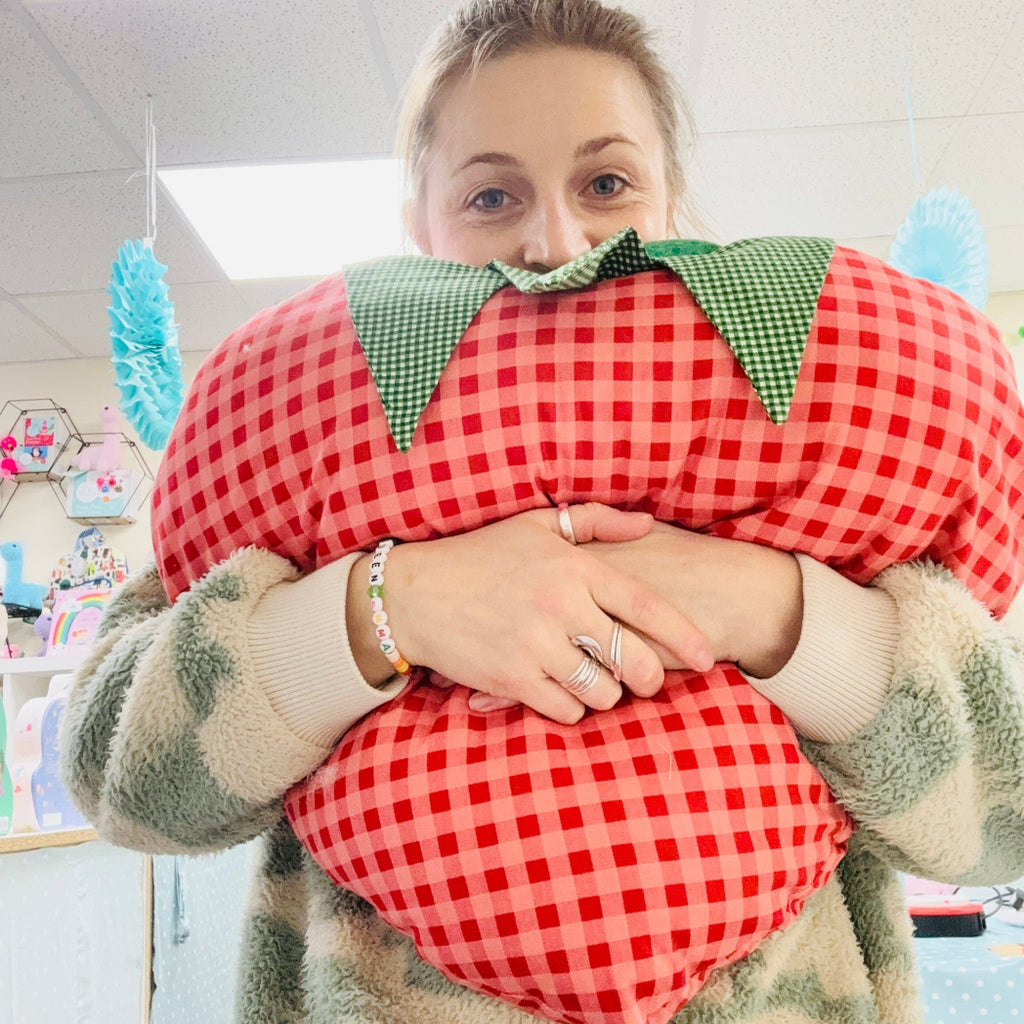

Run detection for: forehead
[[430, 47, 662, 161]]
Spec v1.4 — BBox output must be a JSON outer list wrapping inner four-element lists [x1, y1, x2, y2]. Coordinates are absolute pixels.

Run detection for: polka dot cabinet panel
[[150, 842, 257, 1024], [916, 916, 1024, 1024]]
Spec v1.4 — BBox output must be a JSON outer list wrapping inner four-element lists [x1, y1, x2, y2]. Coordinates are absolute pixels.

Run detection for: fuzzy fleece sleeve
[[797, 560, 1024, 886], [59, 546, 400, 854]]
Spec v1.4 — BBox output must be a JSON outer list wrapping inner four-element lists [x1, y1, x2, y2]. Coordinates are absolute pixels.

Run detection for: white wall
[[985, 292, 1024, 350]]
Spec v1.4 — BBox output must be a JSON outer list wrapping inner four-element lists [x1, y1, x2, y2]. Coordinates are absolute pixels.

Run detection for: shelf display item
[[50, 527, 129, 593], [46, 587, 113, 655], [0, 400, 78, 482], [9, 673, 88, 832], [0, 602, 17, 659], [1, 541, 49, 618], [15, 413, 60, 474], [64, 468, 141, 521], [70, 406, 125, 472], [31, 608, 53, 658], [1, 434, 17, 479], [0, 701, 12, 835], [50, 432, 153, 525]]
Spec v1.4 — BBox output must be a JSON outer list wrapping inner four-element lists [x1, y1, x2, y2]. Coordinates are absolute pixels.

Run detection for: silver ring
[[572, 634, 604, 663], [557, 503, 578, 545], [562, 652, 601, 696], [609, 621, 623, 683]]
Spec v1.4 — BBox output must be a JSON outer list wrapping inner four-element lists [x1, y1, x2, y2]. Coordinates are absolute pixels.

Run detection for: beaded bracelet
[[368, 538, 413, 677]]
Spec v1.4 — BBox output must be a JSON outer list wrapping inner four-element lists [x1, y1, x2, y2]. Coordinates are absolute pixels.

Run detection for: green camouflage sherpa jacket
[[61, 549, 1024, 1024]]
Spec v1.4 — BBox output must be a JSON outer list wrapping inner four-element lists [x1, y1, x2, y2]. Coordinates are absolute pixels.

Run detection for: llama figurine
[[71, 406, 124, 473], [0, 542, 48, 616]]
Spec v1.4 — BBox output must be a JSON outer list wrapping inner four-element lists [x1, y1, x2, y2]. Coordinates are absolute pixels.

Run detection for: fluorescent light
[[159, 159, 408, 279]]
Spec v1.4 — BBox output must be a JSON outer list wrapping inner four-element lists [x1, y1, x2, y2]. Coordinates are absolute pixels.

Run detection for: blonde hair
[[396, 0, 700, 234]]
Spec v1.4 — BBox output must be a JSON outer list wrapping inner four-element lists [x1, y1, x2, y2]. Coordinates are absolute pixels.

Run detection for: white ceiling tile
[[969, 6, 1024, 115], [19, 281, 255, 361], [2, 0, 1023, 363], [16, 291, 110, 358], [691, 0, 1019, 133], [0, 5, 128, 177], [372, 0, 702, 123], [0, 299, 82, 362], [900, 0, 1021, 118], [372, 0, 460, 89], [25, 0, 396, 163], [232, 277, 326, 318], [928, 113, 1024, 226], [689, 118, 958, 242], [982, 227, 1024, 296], [0, 173, 226, 294], [618, 0, 700, 100], [166, 282, 254, 353], [693, 0, 905, 132]]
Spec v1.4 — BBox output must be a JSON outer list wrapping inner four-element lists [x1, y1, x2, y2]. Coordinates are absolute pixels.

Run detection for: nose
[[517, 197, 593, 274]]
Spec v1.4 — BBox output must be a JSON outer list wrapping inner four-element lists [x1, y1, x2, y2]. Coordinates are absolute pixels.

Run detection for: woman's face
[[409, 47, 674, 271]]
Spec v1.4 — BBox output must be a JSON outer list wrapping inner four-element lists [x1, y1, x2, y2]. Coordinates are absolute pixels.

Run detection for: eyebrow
[[574, 134, 640, 158], [453, 135, 640, 175]]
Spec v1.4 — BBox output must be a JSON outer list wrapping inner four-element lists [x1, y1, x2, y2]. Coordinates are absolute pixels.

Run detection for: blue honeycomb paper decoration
[[108, 239, 184, 450], [889, 187, 989, 312]]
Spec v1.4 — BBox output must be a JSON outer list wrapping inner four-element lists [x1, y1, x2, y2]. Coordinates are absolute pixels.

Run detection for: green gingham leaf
[[491, 226, 654, 292], [345, 255, 507, 451], [654, 236, 835, 423], [346, 231, 835, 450]]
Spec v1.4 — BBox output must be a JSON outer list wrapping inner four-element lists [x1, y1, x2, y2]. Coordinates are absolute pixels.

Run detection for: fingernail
[[468, 693, 519, 712], [694, 649, 715, 673]]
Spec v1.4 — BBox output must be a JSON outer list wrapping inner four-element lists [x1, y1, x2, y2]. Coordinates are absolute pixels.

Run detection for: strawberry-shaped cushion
[[153, 233, 1024, 1024]]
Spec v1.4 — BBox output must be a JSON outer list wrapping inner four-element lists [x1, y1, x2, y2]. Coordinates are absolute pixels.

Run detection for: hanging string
[[144, 96, 157, 246], [895, 0, 922, 189]]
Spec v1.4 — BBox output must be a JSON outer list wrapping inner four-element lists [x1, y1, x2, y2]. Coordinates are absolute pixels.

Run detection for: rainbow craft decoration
[[47, 588, 112, 654]]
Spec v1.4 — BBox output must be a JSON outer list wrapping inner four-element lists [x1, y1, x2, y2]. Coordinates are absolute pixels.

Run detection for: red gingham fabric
[[154, 247, 1024, 1024]]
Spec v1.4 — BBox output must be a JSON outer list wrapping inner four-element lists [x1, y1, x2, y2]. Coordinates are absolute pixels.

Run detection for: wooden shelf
[[1, 652, 87, 675], [0, 827, 97, 854]]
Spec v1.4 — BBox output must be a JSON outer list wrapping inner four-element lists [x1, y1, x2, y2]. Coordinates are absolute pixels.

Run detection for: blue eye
[[591, 174, 624, 196], [472, 188, 506, 210]]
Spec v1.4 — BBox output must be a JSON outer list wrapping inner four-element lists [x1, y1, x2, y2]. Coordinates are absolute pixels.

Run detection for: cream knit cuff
[[246, 552, 407, 750], [741, 554, 900, 744]]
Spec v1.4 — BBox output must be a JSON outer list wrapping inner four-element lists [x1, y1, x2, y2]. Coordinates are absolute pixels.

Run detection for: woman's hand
[[585, 523, 804, 678], [346, 504, 713, 723]]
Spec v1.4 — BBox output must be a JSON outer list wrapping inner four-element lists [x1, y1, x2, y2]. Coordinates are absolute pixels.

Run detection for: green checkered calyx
[[344, 256, 507, 452], [655, 235, 834, 424], [491, 226, 654, 292], [346, 229, 835, 451]]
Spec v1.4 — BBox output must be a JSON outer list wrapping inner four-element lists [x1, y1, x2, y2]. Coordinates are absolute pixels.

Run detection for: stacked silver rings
[[563, 651, 601, 696]]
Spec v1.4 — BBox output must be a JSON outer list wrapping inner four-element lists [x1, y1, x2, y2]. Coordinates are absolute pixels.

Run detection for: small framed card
[[13, 413, 63, 475], [65, 468, 141, 522]]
